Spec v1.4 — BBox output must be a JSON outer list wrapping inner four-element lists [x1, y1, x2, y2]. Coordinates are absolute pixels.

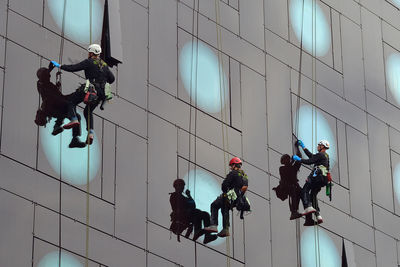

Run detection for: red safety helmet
[[229, 157, 242, 166]]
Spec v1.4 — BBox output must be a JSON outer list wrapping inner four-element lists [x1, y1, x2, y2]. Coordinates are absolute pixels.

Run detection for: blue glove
[[51, 60, 60, 68], [297, 140, 305, 149], [292, 155, 301, 161]]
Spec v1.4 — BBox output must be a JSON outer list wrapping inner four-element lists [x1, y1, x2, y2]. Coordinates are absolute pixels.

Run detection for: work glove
[[51, 60, 61, 68], [297, 140, 305, 149], [292, 155, 301, 161]]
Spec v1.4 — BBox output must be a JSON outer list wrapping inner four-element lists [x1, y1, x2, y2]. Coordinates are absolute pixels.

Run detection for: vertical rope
[[85, 1, 93, 266], [214, 1, 231, 266], [58, 1, 67, 266]]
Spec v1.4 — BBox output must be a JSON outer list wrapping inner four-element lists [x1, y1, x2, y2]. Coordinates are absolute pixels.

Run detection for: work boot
[[316, 214, 323, 224], [52, 126, 64, 136], [203, 234, 218, 244], [63, 120, 80, 129], [204, 225, 218, 233], [86, 132, 94, 145], [290, 211, 303, 220], [69, 137, 86, 148], [302, 206, 317, 216], [217, 228, 230, 237], [193, 230, 205, 241]]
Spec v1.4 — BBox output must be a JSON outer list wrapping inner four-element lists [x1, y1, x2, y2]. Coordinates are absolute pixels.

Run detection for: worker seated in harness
[[292, 139, 330, 226], [169, 179, 218, 244], [35, 63, 86, 148], [50, 44, 115, 145], [204, 157, 250, 237], [273, 140, 303, 220]]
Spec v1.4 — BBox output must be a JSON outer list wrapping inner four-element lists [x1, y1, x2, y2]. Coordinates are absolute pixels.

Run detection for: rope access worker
[[169, 179, 218, 244], [50, 44, 115, 144], [35, 63, 86, 148], [293, 139, 330, 226], [273, 141, 303, 220], [204, 157, 249, 237]]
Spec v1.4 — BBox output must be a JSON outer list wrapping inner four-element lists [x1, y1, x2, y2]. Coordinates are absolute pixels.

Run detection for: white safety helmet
[[318, 140, 330, 149], [87, 44, 102, 55]]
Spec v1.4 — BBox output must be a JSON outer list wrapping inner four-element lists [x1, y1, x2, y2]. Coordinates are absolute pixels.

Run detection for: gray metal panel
[[241, 65, 268, 171], [361, 8, 386, 99], [118, 1, 148, 109], [244, 192, 271, 267], [341, 17, 366, 109], [265, 0, 288, 40], [368, 115, 394, 210], [337, 120, 349, 187], [323, 0, 360, 24], [0, 191, 33, 267], [347, 126, 373, 225], [246, 163, 269, 200], [147, 222, 195, 266], [331, 10, 343, 73], [373, 204, 400, 239], [270, 178, 297, 267], [101, 121, 116, 203], [199, 0, 240, 35], [266, 55, 293, 154], [0, 0, 6, 36], [0, 36, 4, 68], [316, 60, 344, 97], [2, 42, 39, 167], [375, 230, 398, 267], [239, 0, 264, 49], [382, 21, 400, 53], [147, 253, 179, 267], [34, 205, 59, 246], [367, 90, 400, 132], [353, 243, 376, 267], [115, 128, 147, 247], [149, 0, 177, 96], [230, 58, 242, 130], [9, 0, 43, 24], [108, 0, 123, 63]]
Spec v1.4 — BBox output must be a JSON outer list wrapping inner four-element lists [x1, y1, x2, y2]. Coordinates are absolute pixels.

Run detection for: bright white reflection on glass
[[183, 169, 223, 246], [301, 227, 340, 267], [40, 111, 100, 186], [289, 0, 331, 57], [297, 105, 336, 168], [393, 163, 400, 205], [47, 0, 103, 45], [386, 53, 400, 106], [38, 251, 83, 267], [179, 41, 228, 114], [392, 0, 400, 8]]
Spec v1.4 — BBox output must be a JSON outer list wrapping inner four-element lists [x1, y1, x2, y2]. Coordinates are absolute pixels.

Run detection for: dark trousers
[[210, 195, 230, 229], [65, 88, 99, 131], [301, 174, 326, 209], [190, 209, 211, 233], [288, 184, 301, 212], [54, 113, 82, 137]]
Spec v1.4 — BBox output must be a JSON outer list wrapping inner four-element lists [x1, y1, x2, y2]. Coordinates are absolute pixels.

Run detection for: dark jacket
[[221, 170, 248, 195], [279, 160, 301, 185], [37, 79, 68, 117], [61, 58, 115, 84], [169, 192, 195, 222], [301, 148, 330, 170]]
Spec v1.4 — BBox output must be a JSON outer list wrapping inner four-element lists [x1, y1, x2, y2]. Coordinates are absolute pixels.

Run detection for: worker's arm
[[61, 59, 90, 72], [300, 153, 323, 165], [303, 148, 313, 158], [105, 66, 115, 84]]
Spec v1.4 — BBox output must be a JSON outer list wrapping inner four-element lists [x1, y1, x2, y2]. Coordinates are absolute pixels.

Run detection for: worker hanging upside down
[[35, 63, 86, 148], [50, 44, 115, 144], [169, 179, 218, 244], [204, 157, 250, 237], [273, 140, 303, 220], [293, 139, 330, 226]]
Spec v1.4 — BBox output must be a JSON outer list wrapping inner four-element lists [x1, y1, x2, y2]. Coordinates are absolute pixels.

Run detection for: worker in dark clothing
[[169, 179, 218, 244], [35, 64, 86, 148], [204, 157, 249, 237], [50, 44, 115, 144], [293, 139, 330, 226], [273, 141, 302, 220]]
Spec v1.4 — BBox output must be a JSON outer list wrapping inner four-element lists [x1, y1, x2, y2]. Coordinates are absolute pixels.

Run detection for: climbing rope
[[214, 1, 231, 266], [85, 1, 93, 266], [57, 1, 68, 266]]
